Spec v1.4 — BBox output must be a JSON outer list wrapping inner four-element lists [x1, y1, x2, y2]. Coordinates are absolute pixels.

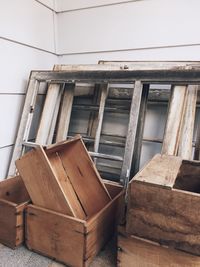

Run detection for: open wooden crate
[[127, 154, 200, 255], [16, 136, 111, 220], [26, 181, 124, 267], [118, 226, 200, 267], [0, 176, 29, 248]]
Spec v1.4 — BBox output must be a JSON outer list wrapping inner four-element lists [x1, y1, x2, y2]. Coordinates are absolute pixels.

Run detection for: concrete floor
[[0, 239, 116, 267]]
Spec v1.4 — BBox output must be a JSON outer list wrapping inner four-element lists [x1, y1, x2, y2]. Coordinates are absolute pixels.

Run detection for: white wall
[[56, 0, 200, 169], [1, 0, 199, 178], [0, 0, 57, 179], [57, 0, 200, 59]]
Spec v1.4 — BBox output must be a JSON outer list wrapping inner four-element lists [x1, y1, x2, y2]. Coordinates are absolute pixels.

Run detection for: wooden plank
[[118, 226, 200, 267], [16, 147, 76, 217], [178, 85, 198, 159], [56, 138, 111, 217], [35, 83, 61, 145], [162, 85, 187, 155], [26, 205, 85, 267], [126, 181, 200, 255], [131, 84, 149, 176], [33, 69, 200, 83], [120, 80, 143, 185], [55, 83, 75, 142], [100, 61, 200, 70], [47, 152, 86, 219], [58, 62, 200, 71], [8, 75, 39, 177], [94, 84, 109, 154], [46, 83, 65, 144], [132, 154, 182, 188], [36, 64, 64, 145]]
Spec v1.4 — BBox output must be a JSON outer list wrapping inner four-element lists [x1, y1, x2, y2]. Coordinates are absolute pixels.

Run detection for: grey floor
[[0, 239, 116, 267]]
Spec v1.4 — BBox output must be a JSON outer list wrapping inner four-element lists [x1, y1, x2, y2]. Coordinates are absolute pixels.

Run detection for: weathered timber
[[26, 182, 123, 267], [126, 154, 200, 255], [118, 226, 200, 267], [16, 136, 111, 219]]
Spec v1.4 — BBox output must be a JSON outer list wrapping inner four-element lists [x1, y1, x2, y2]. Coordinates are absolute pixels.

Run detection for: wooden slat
[[118, 226, 200, 267], [35, 83, 61, 145], [178, 85, 198, 159], [56, 138, 111, 217], [46, 84, 65, 144], [162, 85, 187, 155], [33, 69, 200, 83], [94, 84, 109, 154], [47, 153, 86, 219], [131, 84, 149, 176], [120, 80, 143, 185], [36, 65, 64, 145], [58, 61, 200, 71], [8, 76, 39, 177], [55, 83, 75, 142]]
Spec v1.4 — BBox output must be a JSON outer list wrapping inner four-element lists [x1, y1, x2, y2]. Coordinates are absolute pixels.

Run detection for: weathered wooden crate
[[0, 175, 30, 248], [118, 226, 200, 267], [26, 181, 124, 267], [16, 136, 111, 220], [126, 154, 200, 255]]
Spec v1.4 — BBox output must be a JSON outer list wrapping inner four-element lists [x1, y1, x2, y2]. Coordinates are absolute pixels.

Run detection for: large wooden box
[[0, 176, 30, 248], [16, 136, 111, 220], [127, 154, 200, 255], [26, 181, 123, 267], [118, 226, 200, 267]]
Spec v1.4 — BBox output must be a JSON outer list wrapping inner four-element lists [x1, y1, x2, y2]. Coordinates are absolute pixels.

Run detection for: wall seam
[[0, 144, 14, 150], [56, 0, 148, 13], [34, 0, 56, 12], [0, 36, 58, 56], [58, 43, 200, 57]]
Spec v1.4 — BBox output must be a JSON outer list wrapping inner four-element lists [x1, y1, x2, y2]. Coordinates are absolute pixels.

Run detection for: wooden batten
[[16, 136, 111, 220]]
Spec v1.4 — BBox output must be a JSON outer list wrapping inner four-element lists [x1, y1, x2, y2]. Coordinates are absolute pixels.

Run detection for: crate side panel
[[58, 139, 111, 217], [26, 205, 85, 267], [0, 176, 29, 204], [16, 148, 74, 216], [127, 182, 200, 255], [47, 152, 86, 219], [85, 187, 123, 265]]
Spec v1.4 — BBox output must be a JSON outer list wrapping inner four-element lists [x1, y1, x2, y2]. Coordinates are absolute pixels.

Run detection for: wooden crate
[[26, 181, 124, 267], [118, 226, 200, 267], [126, 154, 200, 255], [0, 175, 30, 248], [16, 136, 111, 220]]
